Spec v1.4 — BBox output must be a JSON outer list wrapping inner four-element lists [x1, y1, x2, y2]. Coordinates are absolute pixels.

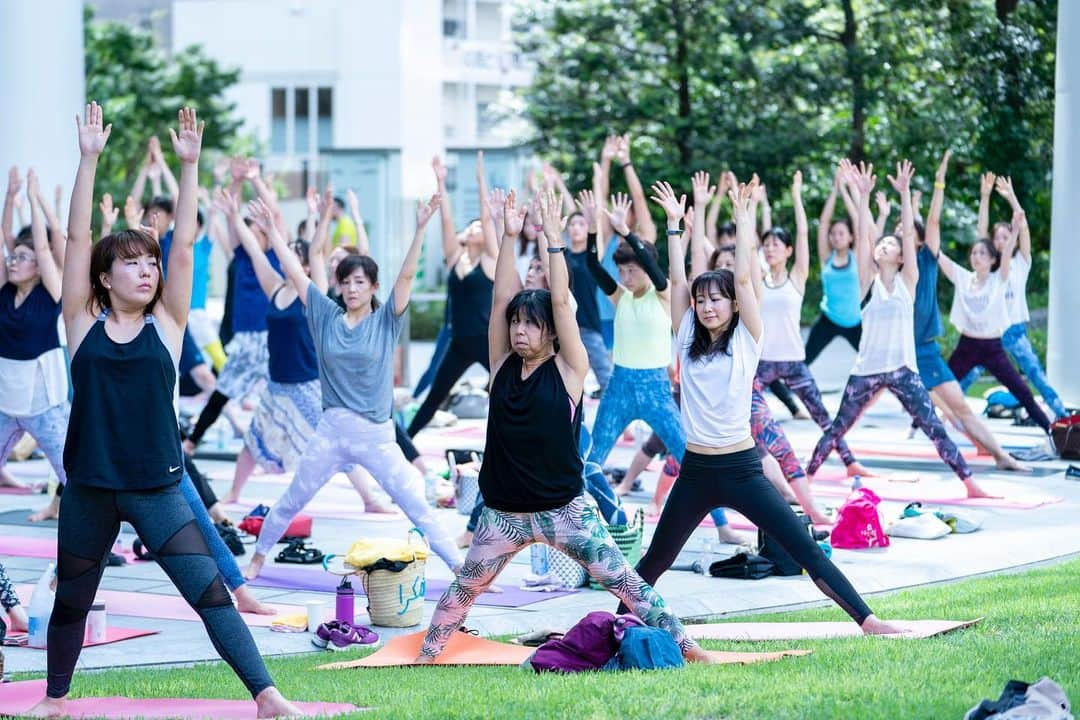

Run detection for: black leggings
[[185, 452, 218, 509], [768, 379, 802, 417], [188, 390, 229, 445], [395, 422, 421, 463], [47, 482, 273, 699], [805, 314, 863, 366], [407, 335, 490, 437], [621, 448, 872, 624]]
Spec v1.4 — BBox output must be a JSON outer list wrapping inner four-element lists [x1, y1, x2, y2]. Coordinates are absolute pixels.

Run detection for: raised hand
[[306, 186, 319, 216], [76, 101, 112, 157], [26, 168, 40, 201], [229, 156, 247, 183], [886, 160, 914, 194], [486, 187, 506, 220], [649, 181, 686, 223], [1008, 209, 1024, 243], [212, 187, 238, 218], [691, 171, 715, 207], [995, 175, 1016, 203], [935, 149, 951, 183], [432, 155, 448, 184], [792, 170, 803, 199], [575, 189, 598, 232], [244, 158, 260, 180], [99, 193, 119, 227], [345, 188, 360, 218], [123, 195, 144, 228], [320, 187, 335, 220], [538, 189, 564, 247], [247, 198, 274, 234], [614, 134, 631, 165], [6, 167, 21, 198], [729, 175, 760, 221], [601, 135, 619, 163], [851, 161, 876, 196], [875, 191, 890, 217], [476, 150, 486, 183], [604, 192, 633, 236], [980, 171, 997, 197], [504, 189, 528, 238], [169, 107, 204, 165], [416, 193, 442, 229], [750, 182, 768, 206]]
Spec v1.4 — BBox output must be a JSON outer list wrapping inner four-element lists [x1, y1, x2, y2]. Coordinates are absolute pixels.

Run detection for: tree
[[84, 6, 242, 217]]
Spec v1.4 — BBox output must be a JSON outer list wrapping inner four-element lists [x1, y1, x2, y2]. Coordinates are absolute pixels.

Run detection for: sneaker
[[311, 620, 343, 649], [327, 622, 380, 651]]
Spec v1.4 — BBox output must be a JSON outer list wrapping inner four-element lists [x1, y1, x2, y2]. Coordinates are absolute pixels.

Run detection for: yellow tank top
[[612, 287, 671, 369]]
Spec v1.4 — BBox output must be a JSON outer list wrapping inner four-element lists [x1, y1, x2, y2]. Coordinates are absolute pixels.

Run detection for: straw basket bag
[[360, 529, 428, 627], [589, 508, 645, 590]]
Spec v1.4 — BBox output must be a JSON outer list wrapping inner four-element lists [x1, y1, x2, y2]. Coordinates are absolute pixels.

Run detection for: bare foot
[[220, 491, 241, 505], [995, 456, 1031, 473], [860, 615, 910, 635], [244, 554, 266, 581], [8, 605, 30, 632], [808, 511, 832, 526], [963, 479, 1001, 500], [235, 585, 276, 615], [363, 499, 397, 514], [715, 526, 748, 545], [846, 462, 879, 478], [23, 696, 67, 718], [28, 496, 60, 522], [413, 654, 436, 665], [644, 502, 661, 518], [683, 644, 718, 664], [792, 410, 811, 421], [255, 686, 304, 718], [456, 530, 473, 549], [614, 479, 635, 497]]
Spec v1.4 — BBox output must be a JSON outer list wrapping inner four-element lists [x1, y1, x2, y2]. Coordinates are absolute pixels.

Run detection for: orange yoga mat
[[317, 630, 811, 669], [686, 618, 982, 641]]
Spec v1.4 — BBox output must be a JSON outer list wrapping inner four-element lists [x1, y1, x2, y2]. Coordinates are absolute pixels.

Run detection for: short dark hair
[[335, 253, 381, 309], [830, 218, 854, 235], [333, 197, 346, 210], [612, 239, 658, 267], [709, 244, 736, 270], [90, 229, 164, 313], [687, 270, 738, 361], [529, 253, 574, 291], [505, 288, 555, 337], [761, 227, 792, 247], [196, 209, 204, 228], [291, 238, 310, 266], [146, 196, 174, 215], [717, 222, 736, 239], [972, 237, 1001, 272]]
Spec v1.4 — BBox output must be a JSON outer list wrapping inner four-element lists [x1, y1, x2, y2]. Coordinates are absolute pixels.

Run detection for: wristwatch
[[666, 229, 683, 236], [547, 246, 566, 254]]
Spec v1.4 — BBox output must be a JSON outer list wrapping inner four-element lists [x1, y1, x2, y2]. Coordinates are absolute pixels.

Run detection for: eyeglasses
[[5, 254, 36, 266]]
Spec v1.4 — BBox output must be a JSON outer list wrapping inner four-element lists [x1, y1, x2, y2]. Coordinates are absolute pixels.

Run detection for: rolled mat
[[318, 630, 811, 669], [685, 618, 982, 641], [247, 565, 579, 607], [6, 626, 158, 649], [0, 679, 360, 719]]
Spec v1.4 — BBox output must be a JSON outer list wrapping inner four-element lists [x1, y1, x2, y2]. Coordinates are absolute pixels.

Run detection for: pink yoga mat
[[807, 478, 1062, 509], [15, 584, 305, 628], [0, 679, 360, 719], [847, 445, 980, 461], [8, 626, 159, 649], [0, 536, 137, 563], [223, 499, 403, 522], [0, 484, 40, 495], [686, 618, 982, 641]]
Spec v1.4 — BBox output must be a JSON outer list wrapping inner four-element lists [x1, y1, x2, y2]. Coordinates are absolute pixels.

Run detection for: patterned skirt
[[243, 379, 322, 474]]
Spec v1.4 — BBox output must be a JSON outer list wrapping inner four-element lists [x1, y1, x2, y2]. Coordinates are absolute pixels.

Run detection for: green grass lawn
[[16, 558, 1080, 719]]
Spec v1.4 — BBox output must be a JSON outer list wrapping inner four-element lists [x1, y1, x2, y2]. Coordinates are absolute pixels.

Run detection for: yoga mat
[[247, 565, 578, 607], [807, 477, 1063, 509], [685, 618, 982, 641], [0, 484, 40, 495], [0, 679, 360, 719], [320, 631, 811, 669], [14, 584, 305, 628], [0, 509, 136, 533], [847, 444, 980, 461], [7, 626, 159, 649], [0, 536, 137, 563], [223, 499, 403, 522], [640, 507, 757, 531]]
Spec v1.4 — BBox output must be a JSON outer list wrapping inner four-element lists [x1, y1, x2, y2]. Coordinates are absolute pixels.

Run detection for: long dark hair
[[89, 229, 164, 313], [687, 270, 738, 361], [972, 237, 1001, 272], [335, 253, 381, 310]]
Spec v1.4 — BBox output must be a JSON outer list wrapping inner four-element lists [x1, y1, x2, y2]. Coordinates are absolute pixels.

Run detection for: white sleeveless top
[[851, 275, 917, 376], [759, 278, 805, 362], [948, 267, 1008, 339]]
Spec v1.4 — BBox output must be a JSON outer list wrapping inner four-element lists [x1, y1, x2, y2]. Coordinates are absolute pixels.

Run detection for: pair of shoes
[[276, 538, 324, 564], [312, 620, 380, 651]]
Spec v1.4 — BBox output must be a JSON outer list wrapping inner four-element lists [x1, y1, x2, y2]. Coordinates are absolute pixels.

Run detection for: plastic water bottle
[[851, 475, 863, 490], [27, 562, 56, 648], [699, 538, 715, 575], [529, 545, 549, 576]]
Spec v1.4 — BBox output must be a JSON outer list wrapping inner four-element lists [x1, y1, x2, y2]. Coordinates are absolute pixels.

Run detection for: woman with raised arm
[[243, 191, 463, 580], [755, 171, 870, 478], [805, 161, 993, 499], [621, 177, 898, 635], [803, 164, 863, 366], [407, 153, 497, 437], [416, 191, 712, 664], [27, 105, 298, 720], [959, 176, 1068, 420]]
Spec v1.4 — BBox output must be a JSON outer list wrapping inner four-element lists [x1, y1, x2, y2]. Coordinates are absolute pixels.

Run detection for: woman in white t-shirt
[[938, 208, 1051, 433], [957, 175, 1067, 419], [623, 176, 900, 634], [806, 160, 994, 499]]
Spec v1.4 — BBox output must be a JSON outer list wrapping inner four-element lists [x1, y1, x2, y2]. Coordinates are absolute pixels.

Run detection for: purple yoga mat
[[248, 564, 578, 607]]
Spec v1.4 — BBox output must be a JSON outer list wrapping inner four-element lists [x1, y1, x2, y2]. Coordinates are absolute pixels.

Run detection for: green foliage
[[409, 296, 447, 340], [516, 0, 1056, 292], [84, 6, 242, 215]]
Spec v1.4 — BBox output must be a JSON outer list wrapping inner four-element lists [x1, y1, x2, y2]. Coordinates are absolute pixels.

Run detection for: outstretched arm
[[489, 190, 527, 373], [160, 108, 204, 329], [651, 179, 689, 334], [308, 188, 332, 294], [26, 171, 62, 301], [997, 214, 1019, 283], [924, 150, 949, 261], [791, 170, 809, 291], [540, 189, 588, 388], [690, 171, 715, 280], [245, 161, 290, 242], [345, 187, 370, 256], [475, 151, 501, 260], [432, 156, 460, 268], [817, 166, 841, 268], [393, 193, 442, 314], [731, 177, 763, 342], [845, 160, 876, 296], [977, 171, 995, 240], [232, 195, 284, 299], [98, 193, 119, 239], [874, 191, 891, 240], [996, 176, 1030, 263], [254, 197, 312, 304], [3, 167, 22, 254], [705, 170, 727, 248], [616, 134, 657, 243], [153, 138, 180, 201], [886, 159, 918, 293]]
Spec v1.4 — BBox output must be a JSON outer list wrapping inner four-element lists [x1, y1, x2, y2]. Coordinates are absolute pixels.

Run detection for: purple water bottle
[[335, 577, 354, 624]]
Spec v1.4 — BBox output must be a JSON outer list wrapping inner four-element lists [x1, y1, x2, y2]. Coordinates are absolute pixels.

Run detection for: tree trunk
[[840, 0, 865, 163], [672, 0, 693, 170]]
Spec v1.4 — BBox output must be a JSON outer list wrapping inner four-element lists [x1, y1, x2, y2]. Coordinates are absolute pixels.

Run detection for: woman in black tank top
[[26, 105, 300, 719], [416, 190, 713, 664]]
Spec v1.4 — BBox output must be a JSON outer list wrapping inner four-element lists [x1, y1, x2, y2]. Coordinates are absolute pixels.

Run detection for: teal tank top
[[819, 252, 861, 328]]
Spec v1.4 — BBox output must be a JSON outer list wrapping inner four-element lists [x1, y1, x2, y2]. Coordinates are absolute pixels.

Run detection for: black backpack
[[709, 552, 774, 580]]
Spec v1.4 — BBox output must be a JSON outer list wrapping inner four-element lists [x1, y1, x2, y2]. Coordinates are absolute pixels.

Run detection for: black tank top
[[447, 262, 492, 339], [478, 354, 583, 512], [64, 312, 183, 490]]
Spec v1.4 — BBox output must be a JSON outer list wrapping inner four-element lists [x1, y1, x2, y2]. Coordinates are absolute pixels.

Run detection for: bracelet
[[666, 228, 683, 236], [620, 162, 633, 170], [546, 246, 566, 254], [934, 182, 946, 189]]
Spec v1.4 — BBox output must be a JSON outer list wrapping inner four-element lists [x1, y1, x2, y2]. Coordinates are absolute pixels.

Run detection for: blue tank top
[[266, 289, 318, 384], [0, 283, 61, 360], [819, 252, 861, 328], [914, 245, 944, 345], [65, 312, 183, 490], [231, 245, 280, 333]]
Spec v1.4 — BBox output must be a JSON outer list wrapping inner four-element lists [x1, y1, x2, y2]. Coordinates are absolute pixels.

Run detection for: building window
[[270, 88, 287, 154], [269, 86, 333, 156], [318, 87, 333, 149], [294, 88, 310, 153]]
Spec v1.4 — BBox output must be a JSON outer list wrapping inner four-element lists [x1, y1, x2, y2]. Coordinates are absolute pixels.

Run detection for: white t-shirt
[[1003, 253, 1030, 326], [850, 276, 917, 376], [948, 267, 1009, 339], [759, 278, 805, 361], [677, 309, 762, 447]]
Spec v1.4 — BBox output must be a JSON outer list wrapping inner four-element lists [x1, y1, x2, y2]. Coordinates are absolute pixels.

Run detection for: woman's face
[[339, 267, 376, 312], [873, 236, 902, 266], [712, 251, 735, 272], [524, 257, 547, 290], [104, 252, 159, 308], [617, 261, 651, 294], [464, 220, 484, 248], [567, 215, 588, 244], [829, 221, 853, 251], [694, 285, 735, 333], [762, 235, 792, 269], [5, 246, 40, 285], [992, 225, 1011, 254], [509, 310, 551, 357], [970, 243, 995, 273]]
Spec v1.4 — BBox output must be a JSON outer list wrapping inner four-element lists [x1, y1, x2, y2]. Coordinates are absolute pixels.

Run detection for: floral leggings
[[420, 495, 695, 658], [751, 387, 806, 481], [756, 360, 858, 466], [0, 561, 19, 610], [807, 366, 972, 481]]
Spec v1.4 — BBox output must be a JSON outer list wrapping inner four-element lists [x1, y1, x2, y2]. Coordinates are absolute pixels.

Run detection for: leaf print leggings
[[806, 367, 972, 481], [419, 495, 695, 658]]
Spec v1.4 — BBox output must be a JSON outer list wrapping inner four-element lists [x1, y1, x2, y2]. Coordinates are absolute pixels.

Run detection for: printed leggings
[[0, 404, 69, 485], [807, 367, 972, 481], [48, 482, 272, 699], [757, 360, 858, 466], [421, 495, 695, 658], [621, 449, 872, 625], [956, 326, 1061, 424], [408, 334, 490, 436], [256, 408, 463, 569], [0, 560, 18, 610]]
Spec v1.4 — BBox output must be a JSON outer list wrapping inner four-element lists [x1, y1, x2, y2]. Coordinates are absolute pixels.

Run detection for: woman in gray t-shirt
[[244, 194, 463, 580]]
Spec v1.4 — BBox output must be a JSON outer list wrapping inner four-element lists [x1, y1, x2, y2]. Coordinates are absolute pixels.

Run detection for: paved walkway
[[2, 338, 1075, 674]]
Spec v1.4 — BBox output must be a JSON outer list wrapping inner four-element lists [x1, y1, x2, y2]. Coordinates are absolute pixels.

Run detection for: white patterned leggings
[[0, 404, 69, 484], [254, 407, 463, 569]]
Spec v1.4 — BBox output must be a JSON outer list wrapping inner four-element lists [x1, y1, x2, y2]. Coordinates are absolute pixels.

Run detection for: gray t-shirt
[[306, 283, 404, 422]]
